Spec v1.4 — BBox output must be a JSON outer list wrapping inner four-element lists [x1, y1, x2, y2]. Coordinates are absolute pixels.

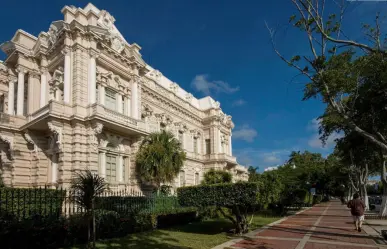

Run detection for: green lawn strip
[[69, 216, 279, 249]]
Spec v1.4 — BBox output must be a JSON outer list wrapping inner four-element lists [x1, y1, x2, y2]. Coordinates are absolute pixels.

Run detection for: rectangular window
[[195, 172, 199, 185], [205, 139, 211, 154], [106, 154, 117, 183], [105, 88, 116, 111], [193, 137, 198, 153], [179, 171, 185, 187]]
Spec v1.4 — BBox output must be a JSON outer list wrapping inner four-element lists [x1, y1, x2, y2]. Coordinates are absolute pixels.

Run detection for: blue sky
[[0, 0, 385, 172]]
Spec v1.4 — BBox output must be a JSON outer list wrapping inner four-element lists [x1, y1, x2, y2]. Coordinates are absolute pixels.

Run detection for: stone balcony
[[87, 103, 148, 136], [204, 153, 237, 165], [185, 151, 204, 161], [0, 113, 26, 130]]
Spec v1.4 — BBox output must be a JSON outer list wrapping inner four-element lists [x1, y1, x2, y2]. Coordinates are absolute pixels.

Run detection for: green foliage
[[178, 182, 259, 208], [313, 195, 323, 205], [178, 182, 259, 234], [0, 187, 65, 219], [136, 130, 186, 189], [202, 169, 232, 185], [159, 185, 172, 196]]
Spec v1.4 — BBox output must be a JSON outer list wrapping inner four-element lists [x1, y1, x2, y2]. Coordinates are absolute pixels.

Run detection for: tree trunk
[[362, 184, 369, 211], [380, 157, 387, 216]]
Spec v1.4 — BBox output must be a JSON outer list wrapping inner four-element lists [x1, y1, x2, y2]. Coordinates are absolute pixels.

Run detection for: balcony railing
[[185, 151, 203, 161], [203, 153, 237, 164], [89, 104, 147, 133]]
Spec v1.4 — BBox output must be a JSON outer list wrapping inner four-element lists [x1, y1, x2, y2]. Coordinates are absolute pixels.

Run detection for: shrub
[[0, 187, 65, 219], [202, 169, 232, 185], [178, 182, 259, 234], [313, 195, 323, 204]]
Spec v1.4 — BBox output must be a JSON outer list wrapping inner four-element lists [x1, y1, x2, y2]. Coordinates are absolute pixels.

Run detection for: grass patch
[[68, 215, 279, 249]]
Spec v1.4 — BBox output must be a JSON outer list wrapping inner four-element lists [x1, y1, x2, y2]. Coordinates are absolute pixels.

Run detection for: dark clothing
[[347, 198, 365, 216]]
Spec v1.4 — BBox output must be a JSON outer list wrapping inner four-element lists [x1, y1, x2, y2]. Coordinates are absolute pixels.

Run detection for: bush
[[132, 207, 198, 231], [198, 206, 232, 220], [202, 169, 233, 185], [178, 182, 259, 234], [0, 187, 66, 219], [313, 195, 323, 204]]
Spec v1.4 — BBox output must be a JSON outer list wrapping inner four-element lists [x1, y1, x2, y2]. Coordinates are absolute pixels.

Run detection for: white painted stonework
[[0, 3, 248, 191]]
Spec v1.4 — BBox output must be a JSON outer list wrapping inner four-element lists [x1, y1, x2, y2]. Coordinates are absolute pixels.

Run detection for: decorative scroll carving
[[100, 132, 124, 151], [23, 130, 39, 158], [175, 122, 189, 133], [48, 122, 62, 151], [185, 93, 193, 102], [0, 134, 13, 161], [170, 82, 179, 94], [91, 122, 104, 150], [98, 10, 126, 53], [141, 103, 153, 118], [190, 129, 201, 138], [155, 113, 173, 126], [221, 134, 228, 145], [49, 67, 64, 98], [47, 24, 59, 47]]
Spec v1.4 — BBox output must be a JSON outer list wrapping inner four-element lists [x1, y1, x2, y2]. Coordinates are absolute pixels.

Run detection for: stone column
[[117, 155, 123, 182], [218, 129, 222, 153], [124, 97, 130, 116], [62, 47, 71, 103], [117, 93, 123, 113], [16, 67, 26, 116], [197, 137, 201, 154], [88, 51, 97, 104], [98, 84, 105, 105], [51, 153, 58, 183], [99, 152, 106, 178], [28, 72, 40, 114], [229, 135, 232, 156], [40, 69, 47, 108], [131, 80, 138, 119], [8, 79, 15, 115]]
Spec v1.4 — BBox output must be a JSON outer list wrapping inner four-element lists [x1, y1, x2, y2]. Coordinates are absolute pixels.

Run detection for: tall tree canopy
[[136, 130, 186, 189]]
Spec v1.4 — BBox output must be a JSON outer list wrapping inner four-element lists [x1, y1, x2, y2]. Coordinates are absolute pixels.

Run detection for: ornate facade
[[0, 3, 248, 191]]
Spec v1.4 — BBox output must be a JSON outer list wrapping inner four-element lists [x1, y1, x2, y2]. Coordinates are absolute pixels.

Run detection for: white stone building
[[0, 3, 248, 191]]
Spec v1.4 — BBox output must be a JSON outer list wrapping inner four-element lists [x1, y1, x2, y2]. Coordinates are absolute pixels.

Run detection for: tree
[[335, 132, 379, 209], [71, 170, 108, 249], [178, 182, 259, 234], [247, 166, 260, 182], [202, 169, 233, 185], [136, 130, 186, 190], [267, 0, 387, 215]]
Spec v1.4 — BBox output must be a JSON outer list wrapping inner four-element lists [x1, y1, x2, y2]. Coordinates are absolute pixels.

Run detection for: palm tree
[[70, 170, 107, 249], [136, 130, 186, 191]]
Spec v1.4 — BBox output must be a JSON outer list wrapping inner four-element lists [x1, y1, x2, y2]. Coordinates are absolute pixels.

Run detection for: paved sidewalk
[[214, 200, 387, 249]]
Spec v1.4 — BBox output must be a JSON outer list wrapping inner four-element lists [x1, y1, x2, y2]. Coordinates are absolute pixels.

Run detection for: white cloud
[[264, 166, 279, 172], [232, 99, 246, 107], [306, 118, 343, 150], [233, 148, 292, 169], [233, 125, 258, 142], [191, 74, 239, 95]]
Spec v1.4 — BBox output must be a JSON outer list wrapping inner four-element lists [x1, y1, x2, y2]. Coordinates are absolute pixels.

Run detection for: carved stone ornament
[[221, 134, 228, 145], [0, 134, 14, 161], [23, 130, 38, 154], [141, 103, 153, 118], [49, 67, 64, 94], [155, 113, 173, 126], [48, 122, 62, 150], [47, 23, 59, 46], [175, 122, 189, 133], [149, 70, 162, 81], [190, 129, 201, 138], [98, 10, 126, 53], [170, 82, 179, 94], [100, 132, 124, 152], [185, 93, 193, 102]]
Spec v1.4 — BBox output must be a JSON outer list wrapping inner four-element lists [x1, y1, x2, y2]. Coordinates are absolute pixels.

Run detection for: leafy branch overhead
[[267, 0, 387, 153]]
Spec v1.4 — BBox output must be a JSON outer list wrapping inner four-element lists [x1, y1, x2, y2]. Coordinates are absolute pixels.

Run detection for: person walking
[[347, 193, 366, 232]]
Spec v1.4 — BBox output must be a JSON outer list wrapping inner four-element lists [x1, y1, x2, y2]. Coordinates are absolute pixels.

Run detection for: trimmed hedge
[[178, 182, 259, 208], [0, 187, 66, 219]]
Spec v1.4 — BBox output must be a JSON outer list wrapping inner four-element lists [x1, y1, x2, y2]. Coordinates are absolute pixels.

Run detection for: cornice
[[142, 87, 202, 126]]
